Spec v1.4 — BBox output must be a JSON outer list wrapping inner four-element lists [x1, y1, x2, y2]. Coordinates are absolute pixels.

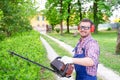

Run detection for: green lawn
[[47, 30, 120, 75], [41, 32, 105, 80]]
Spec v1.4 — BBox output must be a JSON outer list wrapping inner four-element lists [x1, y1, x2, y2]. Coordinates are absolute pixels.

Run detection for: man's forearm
[[72, 57, 94, 66]]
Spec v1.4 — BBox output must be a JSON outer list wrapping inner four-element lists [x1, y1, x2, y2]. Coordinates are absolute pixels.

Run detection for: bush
[[55, 28, 60, 33], [107, 27, 112, 31], [0, 30, 54, 80], [0, 31, 6, 41]]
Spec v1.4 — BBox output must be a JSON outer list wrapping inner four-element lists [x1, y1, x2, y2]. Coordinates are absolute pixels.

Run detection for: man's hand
[[60, 56, 73, 64]]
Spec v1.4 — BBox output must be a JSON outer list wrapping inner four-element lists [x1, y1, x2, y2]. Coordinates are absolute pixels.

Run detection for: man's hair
[[79, 18, 94, 27]]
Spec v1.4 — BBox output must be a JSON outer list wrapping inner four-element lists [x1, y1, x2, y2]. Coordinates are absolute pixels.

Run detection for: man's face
[[78, 22, 91, 38]]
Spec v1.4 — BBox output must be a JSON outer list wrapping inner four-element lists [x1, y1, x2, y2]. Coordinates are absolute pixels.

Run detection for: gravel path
[[40, 36, 74, 80], [40, 32, 120, 80]]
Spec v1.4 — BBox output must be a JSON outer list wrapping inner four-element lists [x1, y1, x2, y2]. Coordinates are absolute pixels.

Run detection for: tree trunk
[[93, 0, 99, 33], [66, 3, 70, 33], [60, 0, 63, 35], [116, 24, 120, 54], [78, 0, 82, 21]]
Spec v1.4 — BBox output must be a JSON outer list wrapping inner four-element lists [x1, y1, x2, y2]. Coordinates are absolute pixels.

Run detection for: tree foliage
[[0, 0, 37, 40], [43, 0, 117, 33], [44, 0, 60, 27]]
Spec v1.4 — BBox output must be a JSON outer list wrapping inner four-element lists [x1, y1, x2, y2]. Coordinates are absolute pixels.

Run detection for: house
[[30, 14, 49, 32]]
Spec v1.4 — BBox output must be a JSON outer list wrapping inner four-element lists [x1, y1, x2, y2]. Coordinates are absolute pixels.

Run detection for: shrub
[[0, 30, 54, 80], [55, 28, 60, 33], [107, 27, 112, 31], [0, 31, 6, 41]]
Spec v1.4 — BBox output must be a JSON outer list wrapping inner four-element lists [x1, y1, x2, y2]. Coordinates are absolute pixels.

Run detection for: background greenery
[[43, 0, 120, 34], [0, 0, 36, 40], [0, 30, 55, 80]]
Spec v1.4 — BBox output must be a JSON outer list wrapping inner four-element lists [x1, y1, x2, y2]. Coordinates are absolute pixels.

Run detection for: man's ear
[[90, 25, 95, 32]]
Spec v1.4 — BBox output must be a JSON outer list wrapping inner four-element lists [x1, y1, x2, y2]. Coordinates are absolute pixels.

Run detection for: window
[[42, 16, 44, 21], [37, 16, 40, 21]]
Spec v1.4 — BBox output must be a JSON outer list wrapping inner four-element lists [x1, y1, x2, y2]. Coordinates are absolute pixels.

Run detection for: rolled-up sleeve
[[85, 40, 100, 76], [87, 40, 99, 65]]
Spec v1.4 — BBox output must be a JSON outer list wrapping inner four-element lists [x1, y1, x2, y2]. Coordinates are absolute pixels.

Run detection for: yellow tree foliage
[[113, 18, 120, 22]]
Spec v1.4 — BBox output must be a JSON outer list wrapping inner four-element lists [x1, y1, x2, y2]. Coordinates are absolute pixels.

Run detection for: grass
[[41, 34, 76, 79], [47, 30, 120, 75], [41, 33, 104, 80], [41, 34, 72, 57]]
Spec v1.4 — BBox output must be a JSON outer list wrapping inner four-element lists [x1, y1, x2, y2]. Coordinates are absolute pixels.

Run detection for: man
[[61, 19, 100, 80]]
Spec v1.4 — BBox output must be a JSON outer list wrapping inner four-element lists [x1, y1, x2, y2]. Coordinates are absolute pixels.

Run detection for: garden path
[[40, 32, 120, 80], [40, 36, 74, 80]]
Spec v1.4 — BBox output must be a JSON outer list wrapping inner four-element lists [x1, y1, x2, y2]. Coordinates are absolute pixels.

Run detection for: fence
[[98, 23, 120, 30]]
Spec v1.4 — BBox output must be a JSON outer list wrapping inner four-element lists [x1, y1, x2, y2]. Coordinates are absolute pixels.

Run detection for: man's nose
[[81, 28, 85, 30]]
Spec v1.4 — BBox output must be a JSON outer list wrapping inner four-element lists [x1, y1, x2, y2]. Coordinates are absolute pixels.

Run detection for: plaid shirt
[[76, 35, 100, 76]]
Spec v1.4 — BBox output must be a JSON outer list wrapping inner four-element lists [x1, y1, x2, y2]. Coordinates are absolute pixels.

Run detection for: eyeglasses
[[79, 26, 90, 30]]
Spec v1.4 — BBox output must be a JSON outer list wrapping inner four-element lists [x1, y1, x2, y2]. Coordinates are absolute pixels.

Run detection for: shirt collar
[[79, 34, 92, 43]]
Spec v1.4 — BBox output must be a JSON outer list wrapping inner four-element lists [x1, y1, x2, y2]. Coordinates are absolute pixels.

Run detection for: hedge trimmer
[[8, 51, 73, 78]]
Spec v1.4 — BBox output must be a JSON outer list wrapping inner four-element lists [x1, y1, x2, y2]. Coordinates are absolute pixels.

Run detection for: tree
[[43, 7, 60, 30], [93, 0, 112, 33], [63, 0, 73, 33], [44, 0, 61, 30], [0, 0, 36, 38], [59, 0, 63, 35], [77, 0, 82, 21], [93, 0, 99, 33], [44, 0, 85, 34], [65, 0, 82, 33], [113, 0, 120, 54], [116, 23, 120, 54], [44, 0, 114, 34]]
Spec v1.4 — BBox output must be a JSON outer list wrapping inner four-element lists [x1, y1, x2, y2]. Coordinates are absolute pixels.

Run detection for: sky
[[35, 0, 46, 11], [109, 5, 120, 22]]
